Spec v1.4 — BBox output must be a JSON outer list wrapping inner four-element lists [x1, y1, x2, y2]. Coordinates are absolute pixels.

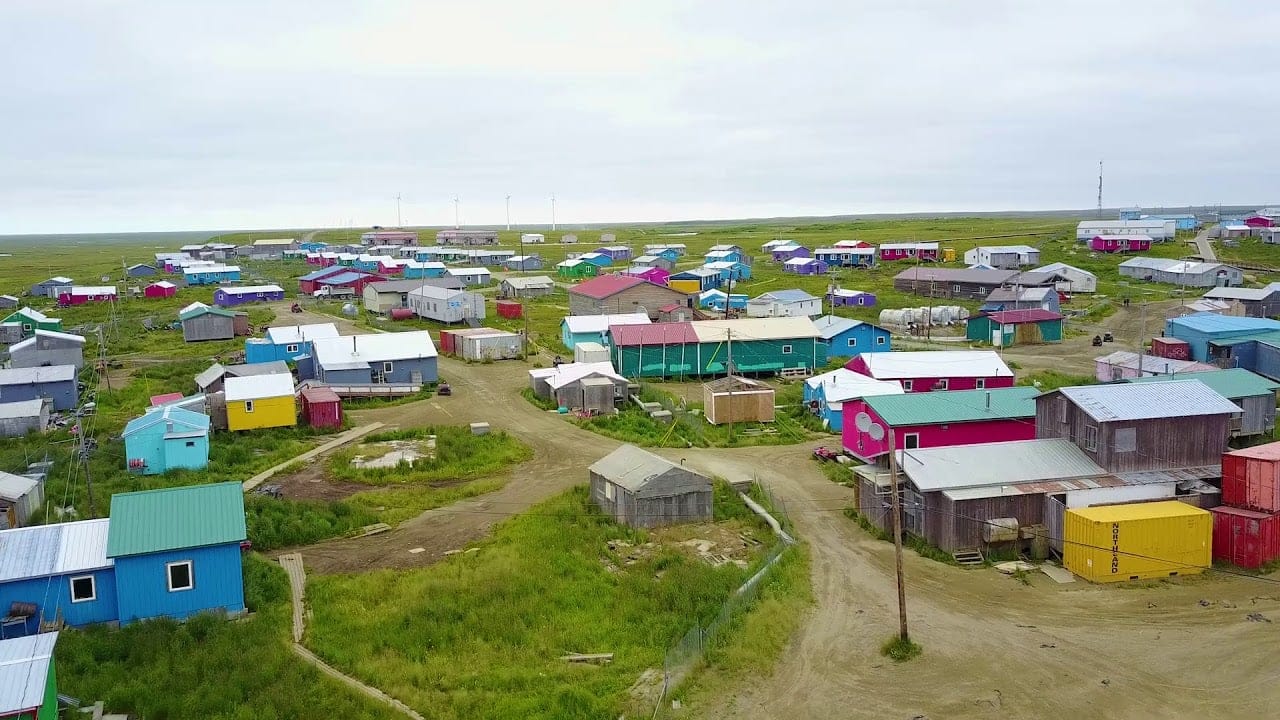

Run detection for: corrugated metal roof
[[179, 303, 237, 320], [122, 405, 210, 437], [502, 275, 554, 289], [1094, 351, 1218, 374], [980, 309, 1063, 323], [106, 482, 247, 557], [318, 271, 375, 285], [407, 285, 470, 300], [691, 317, 821, 342], [855, 350, 1013, 379], [757, 289, 818, 303], [1224, 441, 1280, 461], [671, 268, 720, 278], [899, 438, 1107, 492], [805, 368, 905, 402], [1071, 500, 1207, 523], [864, 386, 1039, 426], [298, 266, 350, 281], [811, 315, 865, 340], [224, 372, 295, 401], [1033, 262, 1095, 278], [589, 444, 707, 492], [609, 322, 699, 346], [0, 632, 58, 715], [1203, 284, 1280, 301], [537, 362, 626, 390], [705, 375, 771, 393], [0, 519, 113, 582], [265, 323, 339, 344], [568, 275, 645, 299], [0, 399, 45, 419], [312, 331, 437, 366], [0, 365, 76, 386], [881, 242, 939, 250], [1054, 380, 1242, 422], [0, 471, 37, 501], [984, 286, 1054, 302], [562, 313, 650, 334], [1120, 257, 1233, 274], [1123, 369, 1280, 399], [220, 285, 284, 295]]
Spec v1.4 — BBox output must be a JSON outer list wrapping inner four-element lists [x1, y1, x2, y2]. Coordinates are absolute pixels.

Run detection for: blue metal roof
[[761, 289, 818, 303], [812, 315, 872, 341], [298, 267, 347, 281], [122, 406, 211, 438], [1167, 313, 1280, 334], [318, 271, 370, 285]]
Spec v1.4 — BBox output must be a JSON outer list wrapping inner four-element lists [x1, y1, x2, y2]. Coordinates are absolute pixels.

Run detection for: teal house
[[122, 406, 211, 475]]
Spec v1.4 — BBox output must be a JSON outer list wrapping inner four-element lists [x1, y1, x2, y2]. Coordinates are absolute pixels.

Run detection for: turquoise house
[[578, 252, 614, 268], [402, 261, 447, 278], [184, 265, 241, 285], [122, 406, 211, 475], [703, 260, 752, 283], [655, 248, 681, 263]]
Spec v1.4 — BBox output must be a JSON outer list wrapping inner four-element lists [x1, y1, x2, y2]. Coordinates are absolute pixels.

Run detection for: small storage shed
[[574, 341, 611, 364], [965, 309, 1064, 346], [0, 633, 60, 718], [144, 280, 178, 298], [459, 330, 522, 361], [703, 376, 776, 425], [496, 300, 523, 319], [300, 387, 343, 429], [589, 444, 714, 528], [180, 303, 248, 342], [1150, 337, 1190, 360], [122, 406, 211, 475], [0, 399, 49, 438], [1211, 506, 1280, 569], [0, 472, 42, 529]]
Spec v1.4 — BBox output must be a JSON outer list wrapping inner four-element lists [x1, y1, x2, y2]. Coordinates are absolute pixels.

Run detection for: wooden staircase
[[952, 548, 985, 567]]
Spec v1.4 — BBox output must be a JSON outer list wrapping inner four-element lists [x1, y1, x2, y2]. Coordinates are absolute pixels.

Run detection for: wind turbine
[[453, 195, 460, 229]]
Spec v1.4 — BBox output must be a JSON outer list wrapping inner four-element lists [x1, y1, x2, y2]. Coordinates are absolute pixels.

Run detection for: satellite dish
[[868, 423, 885, 441], [854, 412, 872, 432], [101, 276, 110, 283]]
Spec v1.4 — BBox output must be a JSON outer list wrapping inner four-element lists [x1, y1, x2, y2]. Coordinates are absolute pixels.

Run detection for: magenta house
[[878, 242, 940, 262], [772, 245, 811, 262], [1245, 215, 1277, 228], [1089, 234, 1152, 253], [845, 350, 1015, 392], [213, 285, 286, 307], [841, 386, 1039, 462], [58, 286, 118, 305], [623, 266, 671, 285]]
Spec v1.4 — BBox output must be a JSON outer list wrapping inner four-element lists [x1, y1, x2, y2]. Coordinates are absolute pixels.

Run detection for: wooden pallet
[[952, 548, 985, 567]]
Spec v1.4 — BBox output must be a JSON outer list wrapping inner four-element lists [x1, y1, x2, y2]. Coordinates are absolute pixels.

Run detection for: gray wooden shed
[[589, 445, 713, 528], [0, 399, 49, 437], [8, 330, 86, 370], [0, 471, 43, 528]]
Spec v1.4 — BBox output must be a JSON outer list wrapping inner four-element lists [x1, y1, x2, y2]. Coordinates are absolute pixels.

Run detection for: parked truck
[[313, 286, 355, 299]]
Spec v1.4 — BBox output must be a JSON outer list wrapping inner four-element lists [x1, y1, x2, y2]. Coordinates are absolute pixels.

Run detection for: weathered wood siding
[[570, 285, 693, 319], [182, 313, 235, 342], [1036, 395, 1230, 472]]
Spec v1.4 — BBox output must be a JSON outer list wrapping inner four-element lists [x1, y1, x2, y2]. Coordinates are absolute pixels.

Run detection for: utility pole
[[1097, 160, 1104, 219], [725, 329, 734, 441], [396, 193, 402, 227], [520, 231, 530, 358], [551, 193, 557, 231], [505, 194, 512, 231], [1138, 293, 1147, 376], [887, 428, 910, 643]]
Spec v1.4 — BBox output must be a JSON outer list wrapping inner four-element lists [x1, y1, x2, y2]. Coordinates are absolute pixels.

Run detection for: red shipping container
[[496, 300, 523, 319], [1211, 506, 1280, 568], [1151, 337, 1190, 361], [440, 330, 455, 355], [1222, 443, 1280, 512]]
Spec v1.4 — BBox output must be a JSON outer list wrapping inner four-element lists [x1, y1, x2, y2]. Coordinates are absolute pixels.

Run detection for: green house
[[556, 258, 600, 279], [608, 317, 827, 378], [966, 309, 1063, 346], [3, 307, 63, 338], [0, 632, 59, 720]]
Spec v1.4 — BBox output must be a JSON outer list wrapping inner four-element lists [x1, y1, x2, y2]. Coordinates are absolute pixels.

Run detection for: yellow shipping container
[[942, 247, 956, 262], [1063, 501, 1211, 583]]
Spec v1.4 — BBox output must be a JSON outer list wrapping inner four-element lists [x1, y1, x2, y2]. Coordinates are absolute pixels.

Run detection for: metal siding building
[[224, 373, 296, 431], [180, 304, 242, 342], [965, 309, 1064, 345], [8, 330, 85, 370], [893, 267, 1056, 300], [561, 313, 651, 349], [812, 315, 891, 358], [0, 366, 77, 411], [122, 406, 211, 475], [1122, 369, 1280, 439], [407, 286, 486, 323], [244, 323, 340, 364], [589, 445, 713, 528], [3, 308, 63, 336], [1163, 314, 1280, 361], [0, 519, 117, 633], [310, 331, 438, 384], [499, 275, 555, 298], [0, 399, 49, 437], [568, 275, 693, 319], [1118, 258, 1243, 288], [608, 318, 825, 378]]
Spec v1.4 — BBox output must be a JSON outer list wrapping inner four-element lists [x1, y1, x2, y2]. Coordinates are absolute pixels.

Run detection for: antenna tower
[[1097, 160, 1104, 218]]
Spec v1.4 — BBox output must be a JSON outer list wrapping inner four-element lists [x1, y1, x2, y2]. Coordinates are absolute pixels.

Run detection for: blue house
[[980, 286, 1060, 314], [402, 261, 448, 278], [299, 241, 327, 252], [1119, 208, 1143, 220], [107, 482, 247, 625], [183, 265, 242, 286], [0, 365, 78, 411], [245, 323, 340, 364], [122, 406, 211, 475], [699, 289, 748, 311], [803, 368, 904, 432], [815, 247, 877, 268], [1164, 314, 1280, 362], [654, 248, 681, 263], [703, 261, 752, 283], [561, 313, 651, 349], [308, 331, 438, 384], [0, 519, 118, 636], [1151, 213, 1200, 231], [704, 249, 747, 265], [812, 315, 891, 359], [577, 252, 614, 268]]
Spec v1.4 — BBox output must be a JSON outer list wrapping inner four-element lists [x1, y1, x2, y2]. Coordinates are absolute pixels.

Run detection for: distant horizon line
[[0, 203, 1262, 239]]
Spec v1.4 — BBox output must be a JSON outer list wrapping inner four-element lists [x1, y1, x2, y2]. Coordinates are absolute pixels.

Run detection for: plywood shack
[[703, 376, 775, 425]]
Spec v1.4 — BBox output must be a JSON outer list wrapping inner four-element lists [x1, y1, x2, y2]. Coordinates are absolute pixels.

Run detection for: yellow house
[[224, 373, 296, 431]]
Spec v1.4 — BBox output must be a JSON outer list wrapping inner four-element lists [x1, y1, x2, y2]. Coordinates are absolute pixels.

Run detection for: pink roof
[[609, 322, 699, 346], [301, 387, 342, 403], [1226, 441, 1280, 461], [981, 309, 1063, 323], [569, 274, 645, 299], [150, 392, 184, 406]]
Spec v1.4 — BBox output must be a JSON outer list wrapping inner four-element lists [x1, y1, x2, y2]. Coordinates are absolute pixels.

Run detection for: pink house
[[845, 350, 1015, 392], [878, 242, 940, 262], [623, 266, 671, 285], [58, 285, 118, 305], [1089, 234, 1152, 253], [1245, 215, 1277, 228], [377, 258, 405, 275], [143, 280, 177, 298], [841, 386, 1039, 461]]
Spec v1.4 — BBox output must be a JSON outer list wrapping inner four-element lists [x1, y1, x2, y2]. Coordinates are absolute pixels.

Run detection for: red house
[[298, 266, 350, 294], [1089, 234, 1152, 253], [877, 242, 940, 262], [58, 285, 118, 305], [314, 271, 386, 296], [376, 258, 405, 275], [143, 280, 178, 298], [300, 387, 343, 429], [845, 350, 1015, 392], [841, 386, 1039, 462], [1244, 215, 1277, 228]]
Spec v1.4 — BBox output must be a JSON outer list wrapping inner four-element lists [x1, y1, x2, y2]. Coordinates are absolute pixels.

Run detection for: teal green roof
[[1122, 369, 1280, 399], [1212, 330, 1280, 348], [106, 482, 246, 557], [863, 386, 1039, 426]]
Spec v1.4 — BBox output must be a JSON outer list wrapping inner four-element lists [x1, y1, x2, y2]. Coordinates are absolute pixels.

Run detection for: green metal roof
[[1122, 368, 1280, 399], [863, 386, 1040, 426], [178, 305, 236, 321], [106, 482, 246, 557]]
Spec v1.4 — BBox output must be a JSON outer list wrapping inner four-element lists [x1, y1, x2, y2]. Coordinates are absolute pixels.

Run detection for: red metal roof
[[980, 309, 1063, 324], [609, 322, 699, 346], [149, 392, 184, 406], [1210, 505, 1272, 520], [568, 274, 645, 299], [1226, 441, 1280, 461], [300, 387, 342, 403], [658, 303, 680, 312]]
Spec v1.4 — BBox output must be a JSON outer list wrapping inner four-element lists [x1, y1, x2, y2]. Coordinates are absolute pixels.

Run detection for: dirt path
[[242, 423, 385, 491], [1189, 225, 1219, 262], [278, 552, 426, 720], [679, 447, 1280, 720]]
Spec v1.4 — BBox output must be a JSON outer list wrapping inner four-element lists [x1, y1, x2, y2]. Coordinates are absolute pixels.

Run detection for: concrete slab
[[1040, 565, 1076, 584]]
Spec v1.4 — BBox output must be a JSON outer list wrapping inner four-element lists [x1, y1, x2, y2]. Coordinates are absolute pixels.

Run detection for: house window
[[781, 345, 793, 354], [847, 338, 857, 347], [1082, 423, 1098, 451], [902, 380, 913, 391], [383, 361, 394, 373], [166, 561, 194, 592], [934, 379, 949, 391], [22, 323, 32, 332], [605, 483, 615, 501], [953, 284, 962, 293], [1059, 399, 1070, 423], [875, 336, 886, 346], [244, 400, 254, 413], [185, 440, 195, 447], [976, 378, 986, 389], [286, 343, 300, 353], [903, 433, 920, 449], [69, 575, 96, 603]]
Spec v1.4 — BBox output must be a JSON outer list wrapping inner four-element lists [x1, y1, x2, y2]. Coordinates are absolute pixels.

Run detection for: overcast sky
[[2, 1, 1278, 234]]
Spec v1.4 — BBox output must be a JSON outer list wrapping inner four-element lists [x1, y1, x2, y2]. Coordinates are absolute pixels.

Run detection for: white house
[[745, 290, 822, 318], [1032, 262, 1098, 293], [1076, 219, 1175, 242], [963, 245, 1040, 269]]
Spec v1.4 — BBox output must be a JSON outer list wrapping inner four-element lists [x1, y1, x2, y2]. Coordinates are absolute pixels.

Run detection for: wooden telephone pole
[[887, 428, 910, 642]]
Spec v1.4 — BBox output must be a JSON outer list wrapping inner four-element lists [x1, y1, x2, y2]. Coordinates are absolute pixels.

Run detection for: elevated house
[[180, 302, 248, 342], [361, 230, 418, 246], [0, 366, 77, 410], [632, 254, 676, 271], [846, 350, 1014, 392], [667, 268, 722, 293], [623, 266, 671, 286], [1032, 262, 1097, 293], [979, 286, 1061, 314], [57, 286, 117, 305], [1123, 369, 1279, 439], [827, 288, 876, 307], [1220, 223, 1254, 239], [561, 313, 651, 349], [576, 252, 613, 269], [1148, 213, 1200, 231], [705, 245, 750, 265], [0, 520, 114, 634], [596, 246, 632, 262], [589, 445, 713, 528], [567, 275, 691, 320], [842, 386, 1039, 462], [362, 278, 460, 314], [698, 289, 748, 312], [878, 242, 939, 262], [1118, 258, 1243, 288], [2, 308, 61, 341], [446, 267, 493, 287], [225, 372, 295, 431], [803, 368, 904, 431], [499, 275, 555, 298], [703, 260, 752, 283], [401, 260, 449, 279], [9, 329, 85, 370], [771, 244, 810, 262], [643, 243, 686, 256], [557, 258, 600, 279], [1094, 351, 1218, 381], [1201, 284, 1280, 318], [313, 270, 386, 296], [1245, 213, 1278, 228], [782, 257, 828, 275], [745, 289, 822, 318], [183, 265, 241, 286], [1089, 234, 1152, 253], [213, 285, 285, 307], [249, 238, 296, 257], [812, 315, 891, 358], [122, 405, 211, 475], [608, 317, 824, 378], [966, 309, 1063, 346], [309, 331, 438, 385], [297, 266, 352, 294], [761, 238, 793, 251], [29, 277, 73, 299], [1035, 381, 1240, 472], [244, 323, 339, 364], [1076, 219, 1175, 242], [407, 285, 486, 323], [892, 267, 1056, 300], [815, 246, 876, 268], [962, 245, 1040, 268], [144, 280, 178, 298]]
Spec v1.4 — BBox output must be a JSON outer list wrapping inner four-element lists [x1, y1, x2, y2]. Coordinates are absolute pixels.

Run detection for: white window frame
[[604, 482, 615, 501], [935, 379, 949, 391], [903, 433, 921, 450], [781, 344, 793, 354], [1082, 423, 1099, 452], [383, 361, 394, 373], [166, 560, 194, 592], [976, 378, 985, 389], [847, 338, 857, 347], [875, 335, 886, 346], [244, 400, 254, 413], [902, 379, 913, 391], [953, 284, 962, 293], [69, 574, 97, 603], [286, 343, 300, 353]]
